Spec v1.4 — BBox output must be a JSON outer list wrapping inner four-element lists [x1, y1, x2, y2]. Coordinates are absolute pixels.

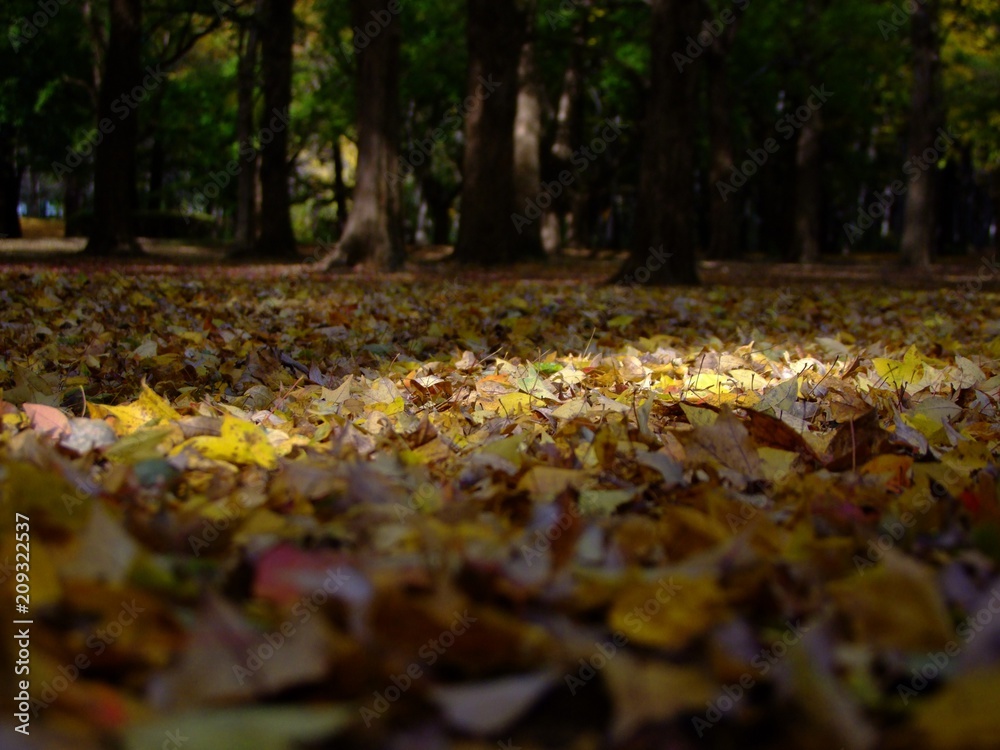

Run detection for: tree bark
[[327, 0, 404, 270], [252, 0, 297, 259], [551, 19, 584, 251], [147, 134, 165, 212], [0, 128, 23, 239], [706, 21, 739, 260], [63, 171, 84, 237], [900, 0, 943, 268], [794, 105, 823, 263], [84, 0, 143, 256], [332, 138, 349, 232], [512, 0, 544, 259], [454, 0, 532, 265], [422, 173, 456, 246], [615, 0, 702, 285], [234, 2, 261, 253]]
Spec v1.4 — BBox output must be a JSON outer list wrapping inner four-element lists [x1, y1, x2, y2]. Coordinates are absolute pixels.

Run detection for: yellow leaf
[[912, 668, 1000, 749], [609, 574, 727, 651], [828, 550, 953, 651], [89, 382, 180, 435], [516, 467, 583, 502], [178, 417, 278, 469], [604, 653, 716, 741], [872, 345, 924, 393]]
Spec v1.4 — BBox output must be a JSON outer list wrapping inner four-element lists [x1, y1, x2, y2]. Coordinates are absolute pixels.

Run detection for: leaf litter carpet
[[1, 267, 999, 750]]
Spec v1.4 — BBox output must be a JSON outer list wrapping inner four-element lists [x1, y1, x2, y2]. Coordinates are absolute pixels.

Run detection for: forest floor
[[0, 254, 999, 750]]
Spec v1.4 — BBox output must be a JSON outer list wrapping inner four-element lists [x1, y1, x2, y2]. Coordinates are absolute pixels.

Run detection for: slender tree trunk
[[422, 173, 455, 246], [551, 22, 584, 251], [252, 0, 297, 259], [63, 171, 84, 237], [900, 0, 943, 268], [794, 105, 823, 263], [148, 136, 165, 212], [615, 0, 702, 285], [706, 25, 739, 260], [84, 0, 143, 256], [326, 0, 404, 269], [332, 138, 349, 232], [454, 0, 531, 264], [234, 4, 261, 253], [512, 0, 544, 258]]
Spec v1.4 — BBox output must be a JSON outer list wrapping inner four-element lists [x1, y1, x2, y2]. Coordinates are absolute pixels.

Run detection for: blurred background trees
[[1, 0, 997, 280]]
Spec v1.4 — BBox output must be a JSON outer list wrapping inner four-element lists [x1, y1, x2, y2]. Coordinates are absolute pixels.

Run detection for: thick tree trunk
[[252, 0, 297, 259], [512, 0, 544, 258], [454, 0, 532, 264], [706, 25, 739, 260], [234, 5, 261, 253], [794, 106, 823, 263], [84, 0, 143, 256], [328, 0, 404, 270], [615, 0, 702, 285], [0, 128, 23, 239], [900, 0, 942, 268]]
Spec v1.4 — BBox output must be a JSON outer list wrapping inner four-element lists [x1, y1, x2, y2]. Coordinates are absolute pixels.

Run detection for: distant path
[[0, 237, 996, 290]]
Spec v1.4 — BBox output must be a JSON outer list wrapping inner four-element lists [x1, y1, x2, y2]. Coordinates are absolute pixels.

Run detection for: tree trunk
[[148, 135, 165, 212], [0, 128, 23, 239], [551, 21, 584, 251], [512, 0, 544, 258], [63, 171, 84, 237], [615, 0, 702, 285], [332, 138, 349, 232], [422, 173, 456, 246], [900, 0, 943, 268], [84, 0, 143, 256], [706, 24, 739, 260], [327, 0, 404, 270], [454, 0, 532, 265], [252, 0, 297, 259], [234, 4, 261, 253], [794, 105, 823, 263]]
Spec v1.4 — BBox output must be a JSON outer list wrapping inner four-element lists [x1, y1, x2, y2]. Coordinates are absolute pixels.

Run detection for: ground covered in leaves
[[1, 266, 999, 750]]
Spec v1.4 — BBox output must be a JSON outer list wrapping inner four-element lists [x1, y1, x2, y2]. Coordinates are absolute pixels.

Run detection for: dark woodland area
[[2, 2, 1000, 750]]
